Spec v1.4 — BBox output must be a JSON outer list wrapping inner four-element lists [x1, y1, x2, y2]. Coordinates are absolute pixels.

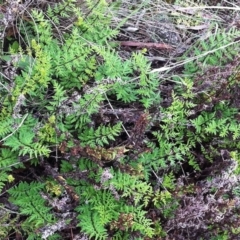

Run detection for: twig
[[119, 41, 174, 50]]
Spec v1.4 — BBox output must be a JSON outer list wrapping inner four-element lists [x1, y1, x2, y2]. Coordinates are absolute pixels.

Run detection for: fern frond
[[77, 209, 108, 240], [0, 171, 9, 193], [0, 118, 13, 139], [79, 122, 122, 147], [0, 148, 21, 170], [4, 130, 50, 158], [183, 28, 240, 75], [8, 182, 55, 227]]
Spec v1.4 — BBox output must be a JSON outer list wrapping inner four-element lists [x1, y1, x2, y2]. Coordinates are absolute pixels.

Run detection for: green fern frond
[[10, 183, 54, 218], [132, 208, 154, 238], [79, 122, 122, 147], [4, 130, 50, 158], [183, 28, 240, 75], [8, 182, 55, 227], [0, 171, 9, 193], [0, 148, 21, 170], [0, 118, 13, 139], [77, 208, 108, 240], [90, 190, 119, 225], [110, 170, 153, 207]]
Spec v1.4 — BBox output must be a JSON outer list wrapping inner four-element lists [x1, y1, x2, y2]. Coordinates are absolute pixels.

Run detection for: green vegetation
[[1, 0, 240, 239]]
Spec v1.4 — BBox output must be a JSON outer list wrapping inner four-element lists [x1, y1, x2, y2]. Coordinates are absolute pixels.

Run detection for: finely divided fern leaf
[[79, 122, 122, 147], [77, 208, 108, 240], [4, 130, 50, 158], [8, 182, 55, 227], [0, 118, 13, 139]]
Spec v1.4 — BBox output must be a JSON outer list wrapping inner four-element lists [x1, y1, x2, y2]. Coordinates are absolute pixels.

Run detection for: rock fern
[[1, 0, 240, 239]]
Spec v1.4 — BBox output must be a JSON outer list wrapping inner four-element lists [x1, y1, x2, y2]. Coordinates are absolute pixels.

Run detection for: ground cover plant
[[1, 0, 240, 239]]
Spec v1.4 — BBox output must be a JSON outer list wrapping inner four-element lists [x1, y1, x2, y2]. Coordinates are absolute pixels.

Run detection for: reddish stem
[[119, 41, 174, 50]]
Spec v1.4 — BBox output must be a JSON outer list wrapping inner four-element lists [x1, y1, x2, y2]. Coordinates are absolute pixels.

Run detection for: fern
[[4, 129, 50, 158], [182, 28, 240, 75], [79, 122, 122, 147], [0, 118, 13, 139], [162, 172, 176, 190], [0, 171, 9, 193], [76, 190, 119, 237], [8, 182, 55, 228], [109, 170, 153, 207], [131, 207, 154, 238], [91, 190, 119, 225], [45, 81, 67, 112], [77, 209, 108, 240], [153, 190, 172, 208], [1, 0, 240, 239], [0, 148, 23, 170], [76, 190, 117, 239]]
